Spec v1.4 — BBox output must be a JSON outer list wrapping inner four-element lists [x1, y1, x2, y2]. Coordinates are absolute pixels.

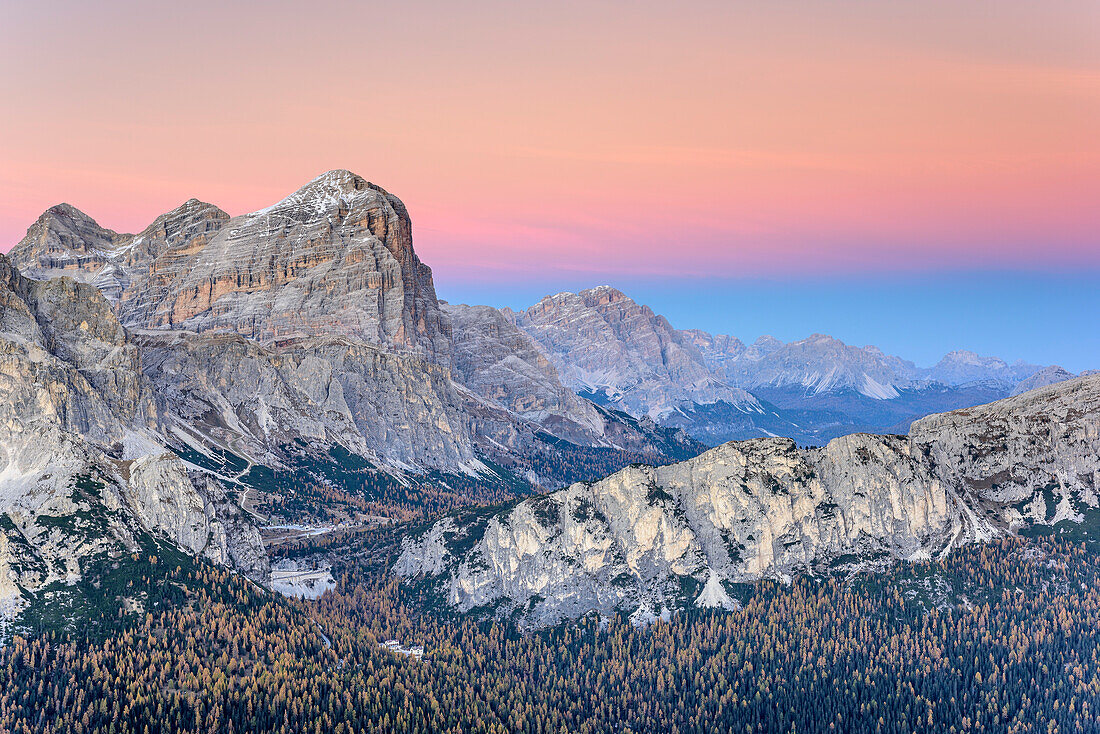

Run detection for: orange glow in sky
[[2, 1, 1098, 280]]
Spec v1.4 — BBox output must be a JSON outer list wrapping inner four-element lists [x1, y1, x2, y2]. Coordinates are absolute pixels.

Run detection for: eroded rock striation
[[10, 171, 450, 361], [8, 178, 697, 480], [397, 375, 1100, 627], [0, 254, 268, 626], [133, 329, 479, 473], [515, 287, 760, 419]]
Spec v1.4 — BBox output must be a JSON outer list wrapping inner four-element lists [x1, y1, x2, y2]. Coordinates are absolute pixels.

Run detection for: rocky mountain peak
[[253, 169, 382, 219], [581, 285, 632, 306], [746, 335, 783, 357], [398, 374, 1100, 628], [8, 171, 452, 362], [35, 202, 103, 228], [515, 288, 759, 420], [927, 349, 1039, 387], [1009, 365, 1076, 396], [721, 332, 914, 399]]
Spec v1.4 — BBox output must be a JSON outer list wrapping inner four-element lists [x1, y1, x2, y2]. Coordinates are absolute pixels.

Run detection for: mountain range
[[0, 169, 1094, 633], [399, 374, 1100, 627], [505, 288, 1076, 447]]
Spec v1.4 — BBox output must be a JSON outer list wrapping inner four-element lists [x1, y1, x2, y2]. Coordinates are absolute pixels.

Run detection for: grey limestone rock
[[397, 375, 1100, 627]]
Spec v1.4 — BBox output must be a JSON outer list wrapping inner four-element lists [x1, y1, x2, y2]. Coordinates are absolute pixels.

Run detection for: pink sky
[[2, 1, 1098, 280]]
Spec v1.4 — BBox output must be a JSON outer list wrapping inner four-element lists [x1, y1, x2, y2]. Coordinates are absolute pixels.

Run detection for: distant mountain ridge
[[509, 286, 1078, 445], [13, 172, 450, 360], [0, 171, 708, 634], [9, 175, 1082, 461], [512, 286, 762, 418], [10, 180, 1082, 460]]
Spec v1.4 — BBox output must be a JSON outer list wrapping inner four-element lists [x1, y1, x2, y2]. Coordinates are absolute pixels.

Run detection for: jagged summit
[[928, 349, 1040, 387], [516, 287, 760, 419], [713, 331, 915, 399], [36, 202, 102, 226], [1010, 364, 1077, 396], [252, 169, 393, 220], [8, 170, 449, 359], [23, 202, 114, 242], [4, 175, 700, 483]]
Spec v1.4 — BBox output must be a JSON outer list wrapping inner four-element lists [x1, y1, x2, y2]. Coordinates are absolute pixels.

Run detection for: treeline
[[1, 537, 1098, 733]]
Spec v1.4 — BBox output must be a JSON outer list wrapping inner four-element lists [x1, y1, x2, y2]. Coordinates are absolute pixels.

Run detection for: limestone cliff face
[[9, 171, 451, 363], [9, 204, 129, 293], [125, 453, 269, 580], [0, 254, 268, 626], [911, 375, 1100, 527], [718, 334, 919, 399], [1008, 365, 1077, 397], [134, 329, 479, 472], [397, 376, 1100, 627], [0, 256, 157, 449], [9, 181, 698, 479], [515, 287, 759, 419], [443, 301, 704, 483], [445, 302, 605, 438]]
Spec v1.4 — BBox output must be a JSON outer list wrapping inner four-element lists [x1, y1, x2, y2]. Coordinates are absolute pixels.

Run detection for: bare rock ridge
[[6, 174, 488, 473], [10, 175, 1069, 462], [445, 302, 606, 440], [7, 173, 691, 482], [511, 287, 1068, 445], [0, 171, 705, 632], [134, 328, 478, 472], [11, 171, 450, 360], [1009, 365, 1076, 396], [0, 254, 268, 626], [514, 286, 762, 419], [396, 374, 1100, 627]]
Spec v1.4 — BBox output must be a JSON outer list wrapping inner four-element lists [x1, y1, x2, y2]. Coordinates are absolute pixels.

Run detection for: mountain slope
[[514, 286, 760, 419], [396, 374, 1100, 627], [1009, 364, 1077, 396], [445, 302, 606, 439], [514, 287, 1059, 446], [0, 254, 267, 631], [926, 349, 1041, 388], [720, 333, 918, 399], [8, 174, 702, 490]]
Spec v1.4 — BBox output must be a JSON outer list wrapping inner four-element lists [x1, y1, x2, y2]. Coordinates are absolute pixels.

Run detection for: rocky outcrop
[[10, 183, 708, 479], [1008, 365, 1076, 396], [9, 171, 452, 363], [445, 302, 606, 439], [10, 204, 130, 294], [133, 329, 480, 473], [397, 375, 1100, 627], [126, 453, 213, 556], [125, 453, 270, 581], [927, 350, 1040, 388], [0, 253, 269, 627], [10, 175, 708, 482], [912, 374, 1100, 526], [515, 287, 760, 419], [720, 334, 919, 399]]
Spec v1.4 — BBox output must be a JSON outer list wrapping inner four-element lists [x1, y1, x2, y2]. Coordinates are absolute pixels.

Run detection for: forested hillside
[[1, 531, 1097, 733]]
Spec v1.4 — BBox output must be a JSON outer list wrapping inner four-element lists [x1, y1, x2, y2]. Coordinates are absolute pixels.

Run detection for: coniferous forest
[[1, 533, 1097, 734]]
